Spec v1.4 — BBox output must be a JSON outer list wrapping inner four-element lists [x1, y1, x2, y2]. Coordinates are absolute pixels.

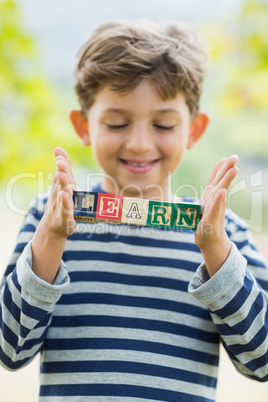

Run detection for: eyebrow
[[101, 108, 181, 115], [101, 108, 127, 114], [158, 109, 181, 115]]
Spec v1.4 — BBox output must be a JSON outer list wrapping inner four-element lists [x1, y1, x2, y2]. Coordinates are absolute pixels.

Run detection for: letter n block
[[173, 203, 200, 231], [121, 197, 149, 226], [96, 193, 123, 224], [147, 201, 173, 229], [73, 191, 98, 222]]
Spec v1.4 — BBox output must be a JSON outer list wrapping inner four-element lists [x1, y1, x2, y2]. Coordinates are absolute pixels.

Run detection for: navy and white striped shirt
[[1, 189, 268, 401]]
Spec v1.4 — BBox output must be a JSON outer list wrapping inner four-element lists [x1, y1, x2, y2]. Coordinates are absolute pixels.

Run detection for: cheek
[[92, 133, 121, 163], [160, 134, 187, 157], [160, 135, 188, 172]]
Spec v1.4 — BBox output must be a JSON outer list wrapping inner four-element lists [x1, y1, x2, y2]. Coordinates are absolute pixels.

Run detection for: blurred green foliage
[[172, 0, 268, 231], [202, 0, 268, 156], [210, 0, 268, 113], [0, 0, 96, 186]]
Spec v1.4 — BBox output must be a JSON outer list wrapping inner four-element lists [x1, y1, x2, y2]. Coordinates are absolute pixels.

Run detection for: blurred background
[[0, 0, 268, 400]]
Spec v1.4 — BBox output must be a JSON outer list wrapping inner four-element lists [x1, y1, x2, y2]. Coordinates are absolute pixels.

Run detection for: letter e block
[[121, 197, 149, 226], [96, 193, 123, 223]]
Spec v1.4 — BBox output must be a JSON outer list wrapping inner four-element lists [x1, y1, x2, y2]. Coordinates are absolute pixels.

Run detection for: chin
[[120, 186, 144, 198], [122, 185, 161, 200]]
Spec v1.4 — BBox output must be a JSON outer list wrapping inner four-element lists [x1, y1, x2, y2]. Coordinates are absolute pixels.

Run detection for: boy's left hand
[[195, 155, 239, 277]]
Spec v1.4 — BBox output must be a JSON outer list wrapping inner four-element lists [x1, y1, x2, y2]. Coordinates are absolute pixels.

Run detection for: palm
[[45, 147, 76, 237], [195, 155, 239, 251]]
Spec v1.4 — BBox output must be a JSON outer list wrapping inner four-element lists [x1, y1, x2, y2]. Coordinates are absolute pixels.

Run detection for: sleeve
[[0, 193, 70, 371], [188, 209, 268, 382]]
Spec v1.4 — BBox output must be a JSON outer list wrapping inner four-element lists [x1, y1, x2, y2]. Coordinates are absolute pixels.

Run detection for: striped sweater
[[1, 189, 268, 401]]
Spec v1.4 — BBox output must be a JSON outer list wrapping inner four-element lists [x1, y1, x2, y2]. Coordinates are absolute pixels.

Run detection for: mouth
[[119, 158, 160, 173]]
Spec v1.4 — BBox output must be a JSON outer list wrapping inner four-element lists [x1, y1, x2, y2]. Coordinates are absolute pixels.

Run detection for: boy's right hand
[[44, 147, 76, 238], [31, 147, 76, 284]]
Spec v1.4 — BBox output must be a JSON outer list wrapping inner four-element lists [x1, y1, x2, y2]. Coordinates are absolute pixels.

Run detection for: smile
[[119, 159, 160, 173]]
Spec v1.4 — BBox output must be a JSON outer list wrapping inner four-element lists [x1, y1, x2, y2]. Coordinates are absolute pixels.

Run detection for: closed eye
[[107, 124, 128, 130], [106, 124, 175, 131], [154, 125, 175, 131]]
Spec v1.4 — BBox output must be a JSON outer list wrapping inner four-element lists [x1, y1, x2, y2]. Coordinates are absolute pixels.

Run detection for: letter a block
[[73, 191, 98, 222], [173, 203, 200, 231], [96, 193, 123, 224], [121, 197, 149, 226], [147, 201, 173, 229]]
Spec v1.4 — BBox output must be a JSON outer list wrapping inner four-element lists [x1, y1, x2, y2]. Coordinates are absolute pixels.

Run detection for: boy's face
[[71, 80, 208, 200]]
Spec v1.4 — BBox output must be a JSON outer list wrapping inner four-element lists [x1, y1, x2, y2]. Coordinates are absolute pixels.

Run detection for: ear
[[69, 110, 91, 146], [187, 113, 209, 149]]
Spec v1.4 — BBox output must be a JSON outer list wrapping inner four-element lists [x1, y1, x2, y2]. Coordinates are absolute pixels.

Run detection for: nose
[[126, 123, 153, 154]]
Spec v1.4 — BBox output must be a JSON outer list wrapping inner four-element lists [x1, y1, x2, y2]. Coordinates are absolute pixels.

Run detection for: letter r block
[[96, 193, 123, 223], [147, 201, 173, 229]]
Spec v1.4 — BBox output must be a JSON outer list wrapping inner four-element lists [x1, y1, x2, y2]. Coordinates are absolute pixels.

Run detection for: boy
[[1, 20, 268, 402]]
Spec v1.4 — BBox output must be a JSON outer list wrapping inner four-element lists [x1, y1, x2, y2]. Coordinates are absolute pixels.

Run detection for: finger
[[54, 147, 72, 168], [55, 156, 76, 191], [57, 191, 76, 236], [55, 157, 72, 178], [202, 188, 227, 224], [212, 155, 239, 186], [48, 176, 73, 215], [46, 175, 62, 216], [208, 158, 227, 185], [217, 165, 239, 192], [55, 154, 72, 174], [211, 155, 239, 186], [54, 170, 70, 191], [58, 190, 74, 215]]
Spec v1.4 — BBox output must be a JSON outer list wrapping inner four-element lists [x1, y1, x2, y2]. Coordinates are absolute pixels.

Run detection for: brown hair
[[74, 20, 207, 117]]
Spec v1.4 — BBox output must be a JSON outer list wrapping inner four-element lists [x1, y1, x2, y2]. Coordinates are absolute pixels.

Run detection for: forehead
[[90, 80, 189, 116]]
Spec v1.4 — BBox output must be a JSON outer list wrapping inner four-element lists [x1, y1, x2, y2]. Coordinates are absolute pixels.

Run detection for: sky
[[17, 0, 243, 83]]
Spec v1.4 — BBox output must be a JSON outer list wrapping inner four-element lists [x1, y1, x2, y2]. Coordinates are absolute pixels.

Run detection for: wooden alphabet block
[[173, 203, 200, 231], [146, 201, 174, 229], [73, 191, 98, 222], [121, 197, 149, 226], [96, 193, 123, 223], [72, 190, 201, 230]]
